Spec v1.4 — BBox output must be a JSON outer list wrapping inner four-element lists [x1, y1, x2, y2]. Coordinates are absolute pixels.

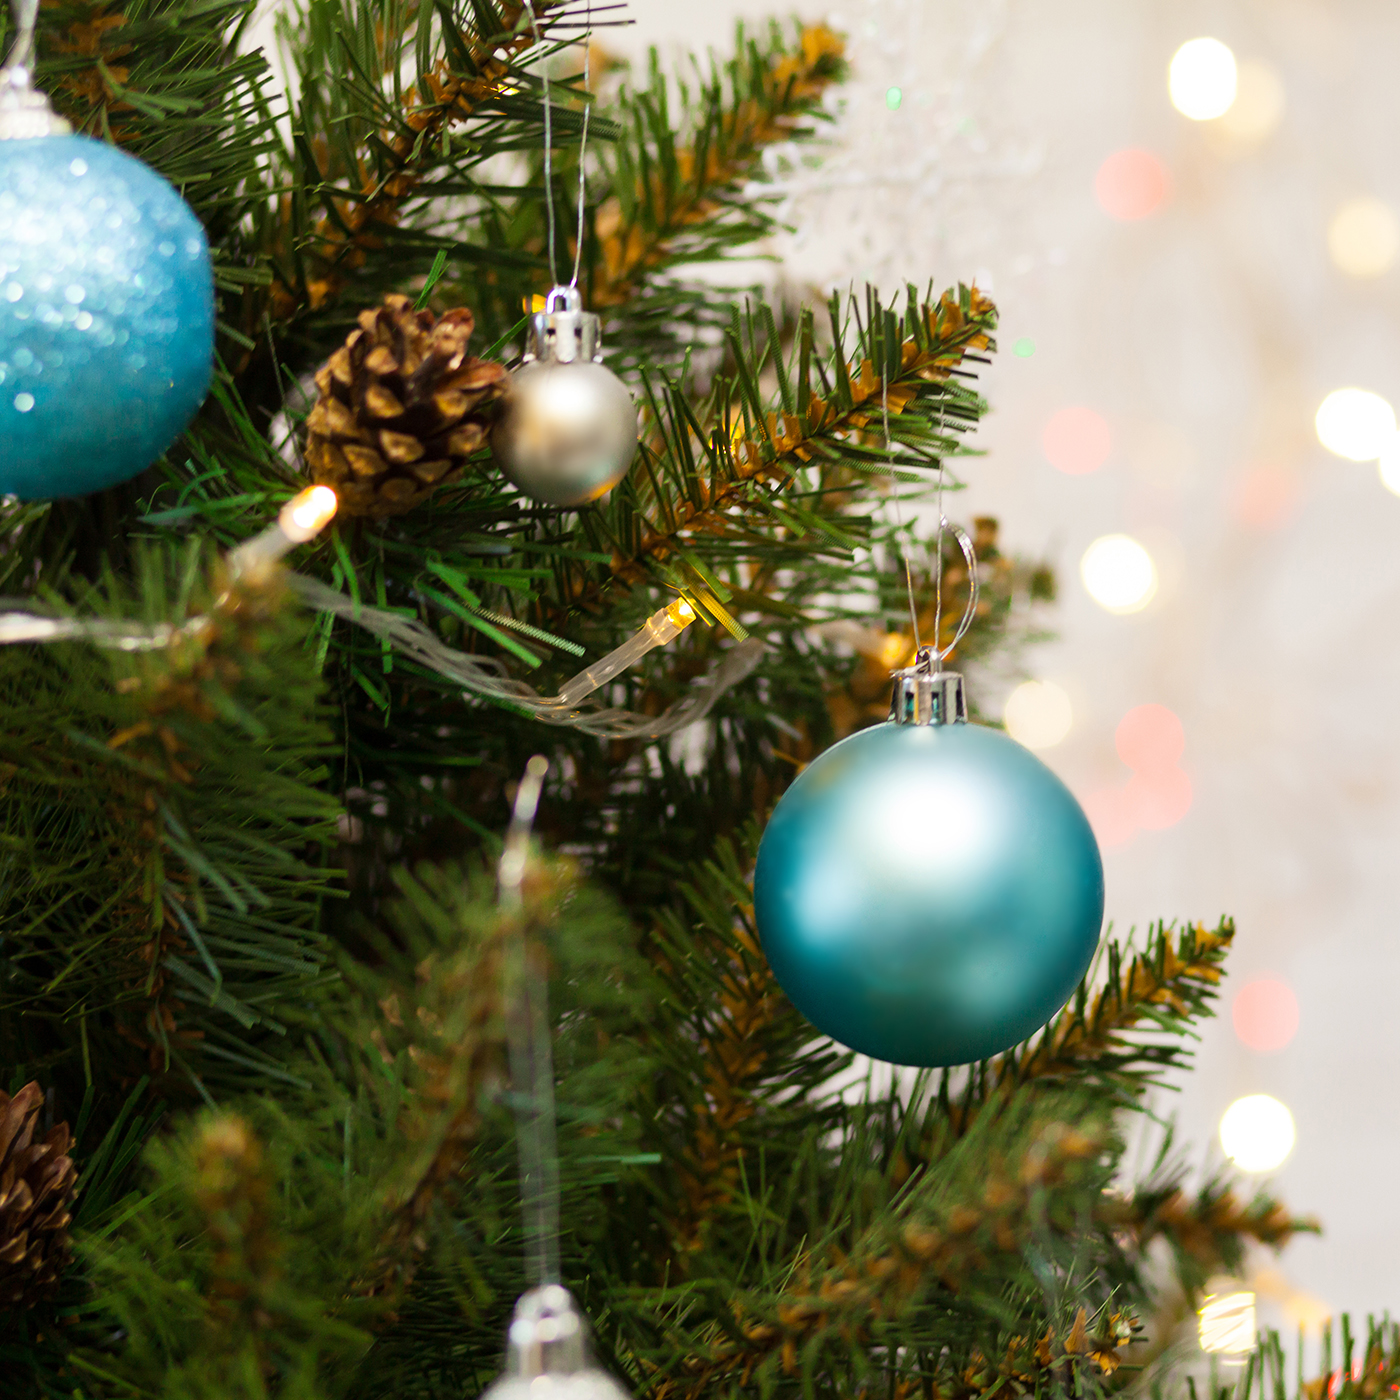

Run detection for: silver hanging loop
[[931, 517, 980, 666], [0, 0, 70, 140]]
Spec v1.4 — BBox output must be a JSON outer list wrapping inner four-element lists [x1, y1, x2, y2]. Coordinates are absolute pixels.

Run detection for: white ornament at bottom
[[480, 1285, 632, 1400]]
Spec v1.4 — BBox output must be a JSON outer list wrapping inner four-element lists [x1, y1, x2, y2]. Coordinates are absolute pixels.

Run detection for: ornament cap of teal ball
[[754, 668, 1104, 1067], [0, 126, 215, 499]]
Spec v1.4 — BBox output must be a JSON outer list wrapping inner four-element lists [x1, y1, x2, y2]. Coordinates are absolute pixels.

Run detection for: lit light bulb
[[1379, 437, 1400, 496], [1169, 38, 1238, 121], [1328, 198, 1400, 279], [281, 485, 339, 541], [1080, 535, 1157, 614], [1003, 680, 1073, 750], [1199, 1289, 1256, 1355], [1315, 388, 1397, 461], [1219, 1094, 1295, 1172]]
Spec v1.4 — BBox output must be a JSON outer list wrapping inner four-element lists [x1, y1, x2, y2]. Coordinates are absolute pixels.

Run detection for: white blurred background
[[607, 0, 1400, 1326]]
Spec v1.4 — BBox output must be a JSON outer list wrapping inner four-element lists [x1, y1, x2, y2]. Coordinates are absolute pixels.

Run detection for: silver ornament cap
[[490, 285, 639, 507], [480, 1286, 633, 1400], [0, 0, 71, 140], [888, 647, 967, 726]]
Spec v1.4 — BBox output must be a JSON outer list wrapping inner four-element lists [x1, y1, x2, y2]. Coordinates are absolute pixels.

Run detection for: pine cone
[[0, 1082, 77, 1310], [306, 294, 508, 517]]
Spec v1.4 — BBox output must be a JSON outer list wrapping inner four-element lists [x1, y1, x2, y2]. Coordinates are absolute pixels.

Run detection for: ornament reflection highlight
[[1328, 198, 1400, 279], [1219, 1094, 1295, 1172], [1080, 535, 1157, 614], [1316, 389, 1396, 461], [1003, 680, 1072, 750], [1169, 38, 1238, 121]]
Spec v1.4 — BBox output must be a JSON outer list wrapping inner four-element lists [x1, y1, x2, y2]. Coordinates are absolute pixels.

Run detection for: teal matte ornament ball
[[753, 719, 1104, 1066], [0, 135, 214, 499]]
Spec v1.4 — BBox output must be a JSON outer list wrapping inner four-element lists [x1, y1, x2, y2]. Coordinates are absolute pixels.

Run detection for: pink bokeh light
[[1042, 406, 1113, 475], [1095, 148, 1171, 221], [1115, 704, 1186, 773], [1232, 978, 1301, 1054]]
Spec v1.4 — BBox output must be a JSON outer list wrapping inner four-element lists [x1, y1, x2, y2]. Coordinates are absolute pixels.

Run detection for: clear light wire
[[523, 0, 559, 284], [569, 1, 592, 288], [498, 756, 562, 1286]]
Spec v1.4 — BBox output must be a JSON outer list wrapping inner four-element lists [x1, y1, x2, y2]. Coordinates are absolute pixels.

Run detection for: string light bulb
[[1199, 1286, 1256, 1355], [1169, 38, 1238, 121], [280, 485, 339, 542]]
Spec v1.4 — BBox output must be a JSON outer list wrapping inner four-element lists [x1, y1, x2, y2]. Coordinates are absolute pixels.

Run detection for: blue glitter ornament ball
[[0, 135, 214, 499], [754, 704, 1104, 1067]]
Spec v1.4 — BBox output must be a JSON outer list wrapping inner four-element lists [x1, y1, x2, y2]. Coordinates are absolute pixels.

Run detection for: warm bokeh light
[[1079, 787, 1137, 850], [1004, 680, 1073, 750], [1379, 438, 1400, 496], [1220, 1094, 1296, 1172], [1169, 38, 1238, 121], [1042, 405, 1112, 474], [1216, 59, 1285, 144], [1328, 197, 1400, 279], [1232, 978, 1300, 1053], [1080, 535, 1157, 613], [1230, 463, 1299, 530], [1199, 1289, 1256, 1355], [1115, 703, 1184, 772], [1094, 149, 1170, 221], [1315, 388, 1396, 461]]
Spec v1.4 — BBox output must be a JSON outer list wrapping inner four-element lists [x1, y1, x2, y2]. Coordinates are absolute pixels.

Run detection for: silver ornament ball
[[490, 286, 638, 507], [480, 1285, 632, 1400]]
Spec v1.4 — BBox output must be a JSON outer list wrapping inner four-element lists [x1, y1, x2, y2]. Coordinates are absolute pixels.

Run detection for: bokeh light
[[1095, 149, 1170, 221], [1216, 59, 1285, 144], [1230, 463, 1299, 530], [1126, 767, 1193, 829], [1004, 680, 1073, 750], [1169, 38, 1238, 121], [1115, 703, 1184, 771], [1315, 388, 1396, 461], [1379, 438, 1400, 496], [885, 86, 903, 111], [1079, 787, 1137, 850], [1042, 406, 1112, 474], [1219, 1094, 1296, 1172], [1328, 197, 1400, 279], [1080, 535, 1157, 613], [1199, 1289, 1256, 1355], [1232, 978, 1300, 1053], [1013, 336, 1036, 358]]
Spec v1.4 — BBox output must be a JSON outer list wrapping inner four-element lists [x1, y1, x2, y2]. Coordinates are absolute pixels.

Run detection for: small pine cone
[[305, 294, 508, 517], [0, 1083, 78, 1311]]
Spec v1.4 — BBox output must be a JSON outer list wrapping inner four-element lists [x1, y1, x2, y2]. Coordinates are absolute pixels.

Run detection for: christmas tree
[[0, 1, 1386, 1396]]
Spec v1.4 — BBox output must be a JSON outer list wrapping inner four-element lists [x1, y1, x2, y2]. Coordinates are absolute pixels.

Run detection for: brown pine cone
[[305, 294, 508, 517], [0, 1082, 78, 1310]]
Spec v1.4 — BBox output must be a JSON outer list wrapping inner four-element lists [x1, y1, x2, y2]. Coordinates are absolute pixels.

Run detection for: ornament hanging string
[[523, 0, 594, 290], [498, 755, 563, 1286], [878, 313, 979, 668]]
